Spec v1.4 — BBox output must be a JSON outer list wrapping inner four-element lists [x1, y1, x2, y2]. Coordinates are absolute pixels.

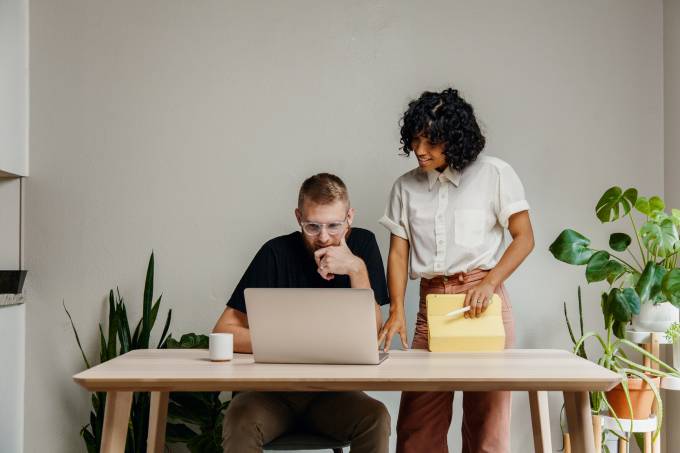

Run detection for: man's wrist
[[348, 257, 366, 277]]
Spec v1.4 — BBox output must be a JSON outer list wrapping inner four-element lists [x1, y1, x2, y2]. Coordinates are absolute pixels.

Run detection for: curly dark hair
[[399, 88, 486, 171]]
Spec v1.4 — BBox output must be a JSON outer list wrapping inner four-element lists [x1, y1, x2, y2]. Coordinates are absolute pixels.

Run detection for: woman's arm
[[465, 210, 535, 317], [213, 307, 252, 353], [378, 234, 411, 351]]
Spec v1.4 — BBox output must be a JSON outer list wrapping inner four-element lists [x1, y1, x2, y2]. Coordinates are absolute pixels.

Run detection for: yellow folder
[[426, 293, 505, 352]]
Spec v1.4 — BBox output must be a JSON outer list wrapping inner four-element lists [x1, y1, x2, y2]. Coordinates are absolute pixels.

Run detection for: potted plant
[[550, 186, 680, 333], [564, 287, 679, 446]]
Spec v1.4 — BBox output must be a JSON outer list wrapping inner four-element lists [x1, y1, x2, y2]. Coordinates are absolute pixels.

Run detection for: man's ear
[[295, 208, 302, 224], [347, 207, 355, 226]]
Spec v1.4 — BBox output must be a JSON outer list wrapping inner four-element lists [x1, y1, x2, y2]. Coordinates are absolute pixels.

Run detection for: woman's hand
[[378, 311, 409, 352], [463, 280, 496, 318]]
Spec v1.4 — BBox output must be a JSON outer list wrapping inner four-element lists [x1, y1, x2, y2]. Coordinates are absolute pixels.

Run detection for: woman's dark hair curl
[[399, 88, 485, 171]]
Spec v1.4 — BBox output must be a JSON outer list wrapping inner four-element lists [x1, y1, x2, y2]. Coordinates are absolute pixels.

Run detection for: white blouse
[[379, 155, 530, 279]]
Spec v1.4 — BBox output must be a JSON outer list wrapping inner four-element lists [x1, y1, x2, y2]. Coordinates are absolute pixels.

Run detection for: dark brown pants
[[222, 391, 390, 453], [396, 269, 516, 453]]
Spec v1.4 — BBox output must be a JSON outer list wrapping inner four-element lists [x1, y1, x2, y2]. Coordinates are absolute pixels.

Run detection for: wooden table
[[73, 348, 620, 453]]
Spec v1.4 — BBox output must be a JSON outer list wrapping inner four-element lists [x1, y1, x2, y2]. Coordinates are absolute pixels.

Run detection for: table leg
[[148, 391, 169, 453], [529, 391, 552, 453], [564, 391, 595, 453], [101, 391, 132, 453], [650, 333, 660, 453]]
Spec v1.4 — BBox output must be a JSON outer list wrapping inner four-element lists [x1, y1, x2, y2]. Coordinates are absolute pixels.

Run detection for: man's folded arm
[[213, 307, 252, 353]]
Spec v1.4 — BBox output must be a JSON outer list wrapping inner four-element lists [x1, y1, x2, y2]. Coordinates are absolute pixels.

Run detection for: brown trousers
[[396, 268, 516, 453], [222, 391, 390, 453]]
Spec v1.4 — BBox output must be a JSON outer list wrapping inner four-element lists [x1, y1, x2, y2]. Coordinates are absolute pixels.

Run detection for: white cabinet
[[0, 0, 29, 177]]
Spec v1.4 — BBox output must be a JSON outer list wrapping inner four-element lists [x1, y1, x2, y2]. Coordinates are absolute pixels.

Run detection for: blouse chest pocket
[[454, 209, 487, 247]]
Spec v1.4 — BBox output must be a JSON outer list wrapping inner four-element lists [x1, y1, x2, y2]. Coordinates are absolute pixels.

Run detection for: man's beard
[[301, 228, 352, 256]]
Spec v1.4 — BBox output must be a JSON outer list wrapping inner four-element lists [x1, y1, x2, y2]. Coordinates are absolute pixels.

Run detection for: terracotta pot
[[605, 376, 660, 420]]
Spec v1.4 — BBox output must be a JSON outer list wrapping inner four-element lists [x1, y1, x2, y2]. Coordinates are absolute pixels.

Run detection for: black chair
[[263, 431, 350, 452]]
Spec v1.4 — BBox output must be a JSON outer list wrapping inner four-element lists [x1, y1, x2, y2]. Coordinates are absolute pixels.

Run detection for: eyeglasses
[[300, 215, 349, 237]]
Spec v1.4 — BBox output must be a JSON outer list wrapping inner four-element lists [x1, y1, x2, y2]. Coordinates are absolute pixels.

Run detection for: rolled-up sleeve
[[496, 163, 530, 228], [379, 180, 409, 239]]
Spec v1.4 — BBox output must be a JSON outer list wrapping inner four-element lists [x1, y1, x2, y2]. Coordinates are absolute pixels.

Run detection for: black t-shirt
[[227, 227, 390, 313]]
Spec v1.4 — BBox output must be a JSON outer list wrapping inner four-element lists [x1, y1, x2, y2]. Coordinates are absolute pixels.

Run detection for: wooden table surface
[[73, 348, 619, 453], [73, 348, 620, 393]]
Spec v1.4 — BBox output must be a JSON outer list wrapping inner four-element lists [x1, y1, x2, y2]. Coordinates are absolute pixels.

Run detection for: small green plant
[[65, 252, 171, 453], [164, 333, 229, 453], [550, 187, 680, 338], [665, 322, 680, 343], [67, 254, 230, 452]]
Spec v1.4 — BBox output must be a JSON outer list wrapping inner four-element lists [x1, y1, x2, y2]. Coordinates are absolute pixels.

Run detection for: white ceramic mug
[[209, 333, 233, 361]]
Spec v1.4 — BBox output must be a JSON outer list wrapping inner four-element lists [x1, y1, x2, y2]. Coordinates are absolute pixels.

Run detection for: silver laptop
[[245, 288, 389, 365]]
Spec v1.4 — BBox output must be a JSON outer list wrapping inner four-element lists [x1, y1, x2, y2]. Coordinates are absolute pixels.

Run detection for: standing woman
[[378, 88, 535, 453]]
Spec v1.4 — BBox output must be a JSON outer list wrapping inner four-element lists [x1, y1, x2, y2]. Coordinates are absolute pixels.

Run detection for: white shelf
[[625, 330, 673, 345], [601, 414, 657, 435], [661, 376, 680, 391]]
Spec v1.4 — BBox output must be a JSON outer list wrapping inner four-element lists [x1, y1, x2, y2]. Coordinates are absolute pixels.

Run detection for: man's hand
[[463, 280, 496, 318], [314, 236, 363, 280]]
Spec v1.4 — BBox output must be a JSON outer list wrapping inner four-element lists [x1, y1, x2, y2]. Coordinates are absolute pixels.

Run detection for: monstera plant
[[550, 186, 680, 336], [553, 188, 680, 446]]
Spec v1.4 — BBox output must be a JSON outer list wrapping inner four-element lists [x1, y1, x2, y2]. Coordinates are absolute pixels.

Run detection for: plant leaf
[[636, 262, 667, 303], [586, 251, 611, 282], [636, 196, 651, 216], [596, 186, 637, 223], [116, 299, 131, 354], [107, 290, 118, 360], [98, 323, 108, 363], [635, 195, 665, 217], [649, 196, 665, 213], [608, 288, 641, 323], [141, 252, 155, 348], [166, 422, 199, 443], [157, 309, 172, 349], [640, 219, 679, 258], [131, 318, 142, 348], [662, 269, 680, 308], [63, 301, 91, 369], [609, 233, 632, 252], [671, 208, 680, 227], [549, 229, 595, 265], [606, 260, 626, 285]]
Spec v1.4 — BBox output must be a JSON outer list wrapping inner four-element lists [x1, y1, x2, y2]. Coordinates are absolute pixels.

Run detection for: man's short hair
[[298, 173, 349, 209]]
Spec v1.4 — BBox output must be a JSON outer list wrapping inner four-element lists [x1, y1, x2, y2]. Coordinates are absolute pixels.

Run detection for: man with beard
[[213, 173, 391, 453]]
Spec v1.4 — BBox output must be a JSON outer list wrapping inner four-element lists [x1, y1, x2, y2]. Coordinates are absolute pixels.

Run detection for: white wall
[[26, 1, 664, 452], [664, 0, 680, 450], [0, 0, 29, 176]]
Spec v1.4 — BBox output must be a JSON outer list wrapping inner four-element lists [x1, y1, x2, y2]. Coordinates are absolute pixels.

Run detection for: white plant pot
[[632, 302, 679, 332]]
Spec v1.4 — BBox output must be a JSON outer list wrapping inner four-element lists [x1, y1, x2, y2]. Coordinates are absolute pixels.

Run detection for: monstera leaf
[[605, 288, 641, 323], [662, 269, 680, 308], [585, 251, 625, 283], [636, 262, 667, 304], [596, 186, 638, 223], [549, 229, 595, 265], [609, 233, 632, 252], [640, 218, 679, 258], [635, 195, 665, 216]]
